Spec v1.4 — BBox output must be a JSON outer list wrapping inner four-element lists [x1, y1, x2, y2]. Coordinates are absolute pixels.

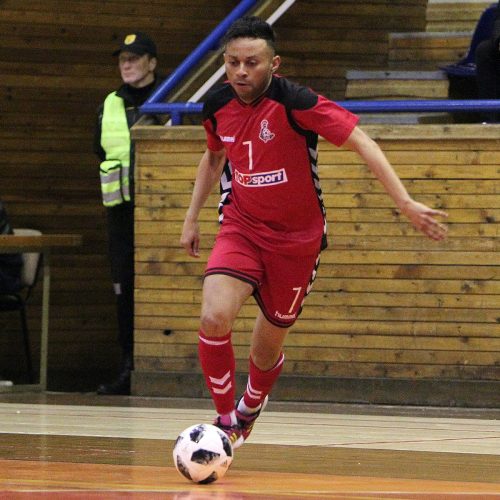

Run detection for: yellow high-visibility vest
[[99, 92, 131, 207]]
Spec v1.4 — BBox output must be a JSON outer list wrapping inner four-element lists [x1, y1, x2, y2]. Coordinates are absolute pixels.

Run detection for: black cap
[[113, 32, 157, 57]]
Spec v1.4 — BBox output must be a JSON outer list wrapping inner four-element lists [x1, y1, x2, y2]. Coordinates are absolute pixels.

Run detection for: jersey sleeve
[[291, 94, 359, 147], [202, 89, 230, 152], [202, 117, 224, 152]]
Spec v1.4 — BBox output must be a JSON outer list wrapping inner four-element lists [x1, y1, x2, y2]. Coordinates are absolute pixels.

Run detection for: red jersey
[[202, 75, 359, 255]]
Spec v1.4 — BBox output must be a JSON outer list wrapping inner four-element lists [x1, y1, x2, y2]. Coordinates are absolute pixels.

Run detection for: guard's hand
[[180, 218, 200, 257], [400, 200, 448, 241]]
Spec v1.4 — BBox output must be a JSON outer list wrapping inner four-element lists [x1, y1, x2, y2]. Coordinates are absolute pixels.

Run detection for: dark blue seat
[[441, 4, 496, 78]]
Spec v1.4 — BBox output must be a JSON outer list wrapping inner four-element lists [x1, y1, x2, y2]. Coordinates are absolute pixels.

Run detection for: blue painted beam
[[144, 0, 258, 106], [140, 99, 500, 124]]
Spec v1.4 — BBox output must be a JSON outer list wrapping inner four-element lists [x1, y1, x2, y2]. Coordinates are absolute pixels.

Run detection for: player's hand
[[400, 199, 448, 241], [180, 218, 200, 257]]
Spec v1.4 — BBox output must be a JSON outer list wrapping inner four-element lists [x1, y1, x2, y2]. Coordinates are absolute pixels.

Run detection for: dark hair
[[221, 16, 276, 52]]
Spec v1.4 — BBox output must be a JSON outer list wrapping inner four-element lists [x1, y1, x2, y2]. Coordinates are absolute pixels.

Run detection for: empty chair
[[0, 228, 43, 383]]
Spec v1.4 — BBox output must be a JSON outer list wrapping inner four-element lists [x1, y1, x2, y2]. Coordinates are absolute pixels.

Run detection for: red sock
[[242, 352, 284, 409], [198, 330, 235, 415]]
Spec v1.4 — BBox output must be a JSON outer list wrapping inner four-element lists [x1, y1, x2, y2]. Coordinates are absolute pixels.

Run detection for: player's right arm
[[180, 148, 226, 257]]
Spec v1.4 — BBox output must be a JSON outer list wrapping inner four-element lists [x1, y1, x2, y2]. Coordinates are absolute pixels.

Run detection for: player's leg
[[235, 250, 321, 444], [242, 312, 288, 411], [199, 274, 252, 443], [199, 274, 252, 446], [233, 323, 290, 446], [234, 313, 288, 442], [199, 232, 263, 447], [250, 312, 288, 369], [200, 273, 252, 338]]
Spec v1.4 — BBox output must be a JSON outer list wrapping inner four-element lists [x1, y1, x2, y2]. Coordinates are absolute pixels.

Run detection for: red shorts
[[205, 229, 322, 328]]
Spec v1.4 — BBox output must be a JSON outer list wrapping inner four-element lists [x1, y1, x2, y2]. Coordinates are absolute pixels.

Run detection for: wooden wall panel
[[131, 124, 499, 403], [0, 0, 235, 388], [2, 0, 497, 400], [425, 1, 493, 32]]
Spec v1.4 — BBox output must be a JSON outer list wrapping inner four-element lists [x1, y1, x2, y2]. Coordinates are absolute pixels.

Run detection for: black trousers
[[475, 38, 500, 121], [106, 202, 134, 364]]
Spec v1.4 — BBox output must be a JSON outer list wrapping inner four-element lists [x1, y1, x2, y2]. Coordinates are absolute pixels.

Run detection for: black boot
[[97, 354, 132, 395]]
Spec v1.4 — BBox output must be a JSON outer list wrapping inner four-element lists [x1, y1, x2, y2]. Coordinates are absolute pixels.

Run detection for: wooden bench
[[0, 233, 81, 391]]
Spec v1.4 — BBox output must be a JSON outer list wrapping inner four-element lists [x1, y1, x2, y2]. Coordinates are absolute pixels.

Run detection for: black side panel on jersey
[[202, 83, 234, 134], [267, 77, 318, 141], [202, 83, 236, 225], [268, 76, 327, 251]]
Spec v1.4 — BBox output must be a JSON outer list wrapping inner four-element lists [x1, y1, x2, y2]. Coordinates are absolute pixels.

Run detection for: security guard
[[93, 32, 163, 395]]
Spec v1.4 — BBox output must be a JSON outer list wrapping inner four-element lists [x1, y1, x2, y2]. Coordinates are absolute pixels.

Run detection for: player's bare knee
[[251, 351, 279, 371], [200, 309, 231, 337]]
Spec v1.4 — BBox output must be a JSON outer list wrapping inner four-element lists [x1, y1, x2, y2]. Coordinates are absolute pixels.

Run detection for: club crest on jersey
[[233, 168, 288, 188], [259, 119, 275, 143]]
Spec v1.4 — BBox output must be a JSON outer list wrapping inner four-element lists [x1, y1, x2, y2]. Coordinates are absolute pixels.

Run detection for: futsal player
[[180, 16, 448, 448]]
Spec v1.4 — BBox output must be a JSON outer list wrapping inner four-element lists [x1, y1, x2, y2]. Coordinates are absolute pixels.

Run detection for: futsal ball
[[173, 423, 233, 484]]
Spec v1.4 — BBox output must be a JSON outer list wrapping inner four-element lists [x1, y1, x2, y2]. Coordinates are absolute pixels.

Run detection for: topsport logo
[[233, 168, 288, 188]]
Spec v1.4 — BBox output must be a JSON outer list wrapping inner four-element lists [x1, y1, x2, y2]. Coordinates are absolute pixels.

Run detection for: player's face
[[118, 51, 157, 88], [224, 37, 280, 104]]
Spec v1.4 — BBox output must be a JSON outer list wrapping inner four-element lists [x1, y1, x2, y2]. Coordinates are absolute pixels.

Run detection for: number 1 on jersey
[[243, 140, 253, 170]]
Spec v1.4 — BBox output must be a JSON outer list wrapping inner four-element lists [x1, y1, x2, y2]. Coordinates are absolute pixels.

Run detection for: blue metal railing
[[139, 0, 500, 124], [143, 0, 258, 108], [141, 99, 500, 125]]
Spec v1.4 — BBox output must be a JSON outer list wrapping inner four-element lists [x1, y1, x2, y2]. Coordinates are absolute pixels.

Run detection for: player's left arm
[[343, 126, 448, 241]]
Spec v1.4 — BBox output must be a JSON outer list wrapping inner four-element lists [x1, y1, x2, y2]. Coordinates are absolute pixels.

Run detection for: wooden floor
[[0, 392, 499, 499]]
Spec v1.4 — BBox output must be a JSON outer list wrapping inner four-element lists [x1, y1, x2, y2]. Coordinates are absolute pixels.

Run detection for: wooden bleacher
[[344, 1, 493, 123], [388, 31, 474, 70], [425, 0, 494, 31], [275, 0, 428, 100], [173, 0, 430, 105]]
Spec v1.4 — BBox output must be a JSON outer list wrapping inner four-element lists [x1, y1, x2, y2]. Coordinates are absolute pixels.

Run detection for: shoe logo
[[259, 119, 275, 143]]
